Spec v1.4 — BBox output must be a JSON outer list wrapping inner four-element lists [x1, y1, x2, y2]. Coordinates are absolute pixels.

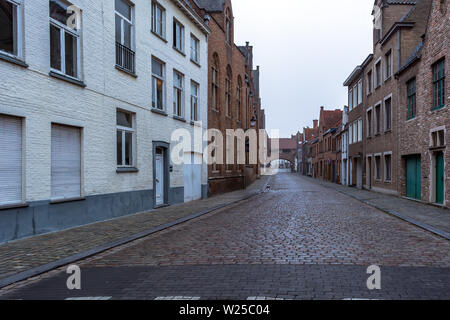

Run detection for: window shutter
[[51, 124, 81, 200], [0, 115, 22, 205]]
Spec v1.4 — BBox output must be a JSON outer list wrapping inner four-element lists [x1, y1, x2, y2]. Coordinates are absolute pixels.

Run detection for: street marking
[[65, 296, 112, 300], [247, 296, 287, 300], [155, 296, 201, 300]]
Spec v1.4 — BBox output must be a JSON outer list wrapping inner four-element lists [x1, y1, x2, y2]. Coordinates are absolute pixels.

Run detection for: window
[[190, 34, 199, 63], [348, 89, 353, 110], [0, 114, 22, 205], [353, 121, 357, 143], [152, 58, 165, 110], [431, 130, 445, 148], [173, 19, 184, 52], [375, 60, 381, 88], [367, 109, 373, 137], [236, 77, 242, 121], [190, 81, 199, 122], [225, 8, 231, 44], [50, 0, 81, 79], [385, 97, 392, 131], [151, 1, 165, 38], [212, 57, 219, 111], [353, 85, 357, 109], [0, 0, 22, 58], [349, 123, 353, 144], [51, 124, 81, 200], [375, 155, 381, 180], [173, 71, 184, 118], [432, 59, 445, 110], [115, 0, 135, 73], [385, 51, 392, 79], [358, 118, 363, 142], [358, 79, 363, 105], [384, 154, 392, 181], [407, 78, 416, 119], [225, 68, 231, 117], [375, 104, 381, 134], [116, 110, 135, 167], [367, 70, 373, 94]]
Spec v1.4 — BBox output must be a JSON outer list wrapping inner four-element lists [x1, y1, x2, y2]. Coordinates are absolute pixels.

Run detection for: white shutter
[[0, 115, 22, 205], [51, 124, 81, 200]]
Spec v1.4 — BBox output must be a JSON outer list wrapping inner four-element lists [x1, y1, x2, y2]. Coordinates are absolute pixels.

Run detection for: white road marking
[[65, 296, 112, 300], [154, 296, 201, 300]]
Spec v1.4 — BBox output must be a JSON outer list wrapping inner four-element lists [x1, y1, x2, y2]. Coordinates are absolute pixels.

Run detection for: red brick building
[[192, 0, 262, 195]]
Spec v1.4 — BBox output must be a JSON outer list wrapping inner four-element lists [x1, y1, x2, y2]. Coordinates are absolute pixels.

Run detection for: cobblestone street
[[1, 173, 450, 300]]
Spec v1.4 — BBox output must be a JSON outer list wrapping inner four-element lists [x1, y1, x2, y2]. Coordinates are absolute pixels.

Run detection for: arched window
[[225, 8, 232, 44], [212, 53, 219, 111], [236, 76, 242, 121], [225, 65, 232, 117]]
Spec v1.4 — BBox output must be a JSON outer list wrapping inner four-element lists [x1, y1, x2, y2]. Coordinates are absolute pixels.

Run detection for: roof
[[304, 127, 319, 142], [194, 0, 225, 12], [343, 54, 373, 86], [322, 109, 343, 132]]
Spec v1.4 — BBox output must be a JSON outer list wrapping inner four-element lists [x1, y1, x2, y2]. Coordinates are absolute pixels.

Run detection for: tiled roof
[[304, 127, 319, 142], [194, 0, 225, 12], [322, 109, 343, 132]]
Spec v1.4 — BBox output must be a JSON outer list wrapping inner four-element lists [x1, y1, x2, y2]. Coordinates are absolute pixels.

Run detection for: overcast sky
[[232, 0, 375, 138]]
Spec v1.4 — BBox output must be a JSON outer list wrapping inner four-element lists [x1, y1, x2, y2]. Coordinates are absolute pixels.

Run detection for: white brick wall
[[0, 0, 209, 202]]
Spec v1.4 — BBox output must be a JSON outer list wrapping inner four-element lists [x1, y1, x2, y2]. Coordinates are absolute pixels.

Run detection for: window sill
[[173, 115, 186, 122], [384, 129, 392, 134], [432, 105, 446, 112], [49, 71, 86, 88], [173, 47, 186, 57], [50, 197, 86, 204], [406, 117, 417, 122], [151, 108, 168, 116], [115, 65, 137, 78], [190, 120, 201, 127], [117, 167, 139, 173], [0, 52, 28, 68], [0, 202, 29, 211], [151, 30, 167, 43], [190, 59, 201, 68]]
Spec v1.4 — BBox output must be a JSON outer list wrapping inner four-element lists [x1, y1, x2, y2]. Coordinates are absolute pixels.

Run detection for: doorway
[[435, 152, 444, 204], [153, 142, 170, 208], [406, 155, 421, 200], [184, 152, 202, 202]]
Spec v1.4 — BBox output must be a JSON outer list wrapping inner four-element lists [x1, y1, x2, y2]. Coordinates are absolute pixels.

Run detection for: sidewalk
[[0, 176, 271, 288], [308, 176, 450, 240]]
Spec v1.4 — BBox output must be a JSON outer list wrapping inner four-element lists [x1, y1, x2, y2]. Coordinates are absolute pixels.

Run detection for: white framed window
[[384, 153, 392, 182], [151, 1, 165, 38], [0, 114, 23, 205], [366, 107, 373, 137], [50, 0, 81, 79], [358, 79, 363, 105], [116, 110, 135, 167], [173, 19, 184, 53], [0, 0, 23, 59], [353, 84, 357, 109], [367, 70, 373, 94], [375, 59, 382, 88], [173, 70, 184, 118], [190, 34, 199, 64], [358, 118, 363, 142], [152, 57, 165, 110], [385, 50, 392, 80], [375, 155, 382, 181], [375, 103, 381, 134], [348, 89, 353, 110], [384, 96, 392, 132], [51, 124, 81, 200], [349, 123, 353, 144], [190, 81, 199, 122], [353, 121, 357, 143], [115, 0, 135, 73]]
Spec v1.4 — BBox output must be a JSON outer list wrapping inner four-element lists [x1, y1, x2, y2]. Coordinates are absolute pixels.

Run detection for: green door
[[436, 152, 444, 204], [406, 155, 421, 200]]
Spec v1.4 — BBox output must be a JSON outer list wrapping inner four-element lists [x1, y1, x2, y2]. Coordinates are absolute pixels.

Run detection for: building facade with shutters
[[0, 0, 210, 243]]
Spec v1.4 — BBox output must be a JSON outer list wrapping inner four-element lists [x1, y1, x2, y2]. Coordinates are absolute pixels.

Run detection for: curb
[[0, 176, 272, 290], [316, 179, 450, 241]]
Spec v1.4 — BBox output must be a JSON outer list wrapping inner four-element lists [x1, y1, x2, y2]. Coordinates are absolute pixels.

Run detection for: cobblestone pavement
[[1, 174, 450, 300]]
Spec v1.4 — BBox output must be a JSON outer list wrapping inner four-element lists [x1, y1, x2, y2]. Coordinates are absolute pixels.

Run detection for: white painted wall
[[0, 0, 209, 203]]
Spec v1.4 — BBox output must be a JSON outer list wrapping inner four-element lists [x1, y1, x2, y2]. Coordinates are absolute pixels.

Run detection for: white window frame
[[190, 33, 200, 64], [116, 109, 136, 168], [385, 50, 392, 80], [173, 70, 184, 118], [358, 118, 363, 142], [115, 0, 135, 50], [349, 123, 353, 144], [367, 69, 373, 95], [152, 57, 165, 111], [0, 0, 23, 59], [151, 1, 165, 39], [383, 152, 392, 182], [357, 79, 363, 105], [366, 106, 373, 137], [173, 19, 184, 53], [49, 0, 81, 80], [352, 84, 357, 109], [384, 94, 392, 132], [374, 153, 382, 181], [190, 81, 199, 122], [375, 57, 382, 88], [348, 89, 353, 110], [374, 101, 382, 135]]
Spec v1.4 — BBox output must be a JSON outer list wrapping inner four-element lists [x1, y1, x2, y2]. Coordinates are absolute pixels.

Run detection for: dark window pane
[[117, 111, 132, 128], [64, 31, 77, 77], [0, 0, 14, 54], [123, 20, 131, 48], [115, 0, 131, 20], [125, 131, 132, 166], [50, 0, 69, 25], [117, 130, 123, 165], [156, 78, 163, 109], [152, 59, 163, 77], [115, 14, 121, 43], [50, 24, 61, 71]]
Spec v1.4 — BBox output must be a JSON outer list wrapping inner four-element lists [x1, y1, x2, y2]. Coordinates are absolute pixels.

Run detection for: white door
[[51, 124, 81, 200], [155, 151, 164, 206], [184, 153, 202, 202], [0, 115, 22, 205]]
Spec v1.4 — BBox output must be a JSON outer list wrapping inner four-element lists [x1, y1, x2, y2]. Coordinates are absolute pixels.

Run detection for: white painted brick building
[[0, 0, 210, 243]]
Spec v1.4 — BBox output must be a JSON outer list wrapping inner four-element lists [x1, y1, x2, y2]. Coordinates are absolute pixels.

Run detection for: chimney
[[313, 120, 318, 128]]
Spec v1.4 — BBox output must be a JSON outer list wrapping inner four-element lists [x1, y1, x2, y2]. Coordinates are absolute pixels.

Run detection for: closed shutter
[[51, 124, 81, 200], [0, 115, 22, 204]]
